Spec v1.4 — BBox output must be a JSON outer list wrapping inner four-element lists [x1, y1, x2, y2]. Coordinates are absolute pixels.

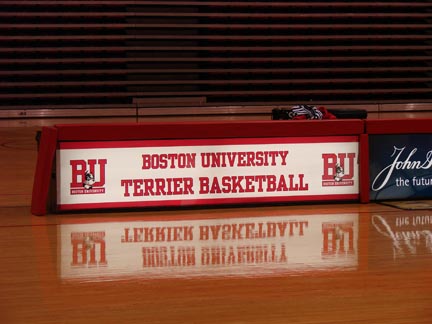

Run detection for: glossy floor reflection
[[59, 209, 358, 281], [1, 203, 431, 324]]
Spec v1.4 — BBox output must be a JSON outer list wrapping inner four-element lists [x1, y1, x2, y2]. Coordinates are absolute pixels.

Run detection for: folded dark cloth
[[272, 105, 336, 120]]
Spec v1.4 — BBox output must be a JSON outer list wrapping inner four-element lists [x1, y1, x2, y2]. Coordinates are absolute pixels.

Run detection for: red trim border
[[57, 194, 359, 212], [359, 134, 370, 203], [366, 118, 432, 134], [59, 135, 359, 149]]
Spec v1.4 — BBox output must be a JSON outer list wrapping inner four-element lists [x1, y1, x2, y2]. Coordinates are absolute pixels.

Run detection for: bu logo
[[70, 159, 107, 194], [321, 222, 355, 257], [71, 231, 107, 267], [321, 153, 356, 186]]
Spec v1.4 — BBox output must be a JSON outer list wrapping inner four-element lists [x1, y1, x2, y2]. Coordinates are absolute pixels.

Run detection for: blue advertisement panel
[[369, 134, 432, 200]]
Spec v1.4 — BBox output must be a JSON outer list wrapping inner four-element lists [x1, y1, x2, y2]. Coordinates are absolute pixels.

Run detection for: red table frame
[[31, 119, 369, 215]]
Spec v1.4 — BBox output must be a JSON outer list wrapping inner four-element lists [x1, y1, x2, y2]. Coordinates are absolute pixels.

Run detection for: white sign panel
[[56, 136, 359, 210]]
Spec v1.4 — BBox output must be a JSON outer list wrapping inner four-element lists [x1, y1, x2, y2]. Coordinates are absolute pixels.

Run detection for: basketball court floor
[[1, 115, 431, 323]]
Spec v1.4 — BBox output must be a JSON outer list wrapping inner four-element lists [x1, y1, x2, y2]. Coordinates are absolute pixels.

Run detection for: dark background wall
[[1, 1, 432, 116]]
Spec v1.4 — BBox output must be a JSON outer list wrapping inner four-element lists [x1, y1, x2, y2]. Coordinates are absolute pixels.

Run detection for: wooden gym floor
[[0, 114, 431, 324]]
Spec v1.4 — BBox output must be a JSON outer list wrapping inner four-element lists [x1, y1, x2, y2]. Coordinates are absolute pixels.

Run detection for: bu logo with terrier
[[321, 153, 356, 187], [69, 159, 107, 195]]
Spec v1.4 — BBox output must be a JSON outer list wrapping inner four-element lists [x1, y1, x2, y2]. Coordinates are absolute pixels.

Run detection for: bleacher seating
[[1, 1, 432, 115]]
